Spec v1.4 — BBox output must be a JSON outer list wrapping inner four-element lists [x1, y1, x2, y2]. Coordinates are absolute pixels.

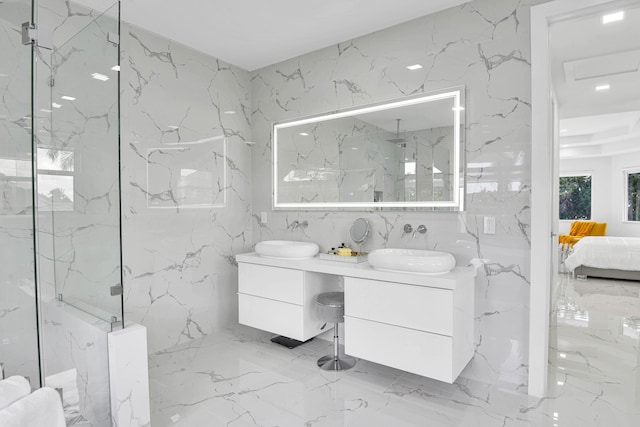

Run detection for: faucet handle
[[416, 225, 427, 234], [403, 224, 413, 235]]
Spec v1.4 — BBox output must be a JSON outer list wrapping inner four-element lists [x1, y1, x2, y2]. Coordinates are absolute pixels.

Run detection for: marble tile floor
[[149, 275, 640, 427]]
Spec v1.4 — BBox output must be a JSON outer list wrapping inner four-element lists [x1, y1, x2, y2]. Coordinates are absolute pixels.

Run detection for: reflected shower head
[[387, 119, 407, 143]]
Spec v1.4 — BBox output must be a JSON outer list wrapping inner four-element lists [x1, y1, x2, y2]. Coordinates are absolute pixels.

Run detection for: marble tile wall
[[250, 0, 545, 389], [42, 301, 111, 426], [120, 22, 253, 353], [108, 323, 151, 427]]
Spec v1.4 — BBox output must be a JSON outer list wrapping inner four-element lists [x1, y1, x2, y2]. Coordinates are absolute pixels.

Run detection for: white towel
[[0, 376, 31, 410], [0, 387, 65, 427]]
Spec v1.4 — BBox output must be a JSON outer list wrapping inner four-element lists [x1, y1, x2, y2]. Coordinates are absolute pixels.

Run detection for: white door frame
[[528, 0, 632, 397]]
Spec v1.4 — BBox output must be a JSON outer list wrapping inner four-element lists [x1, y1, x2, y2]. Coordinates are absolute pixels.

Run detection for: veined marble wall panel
[[42, 301, 111, 426], [251, 0, 545, 389], [121, 23, 253, 353]]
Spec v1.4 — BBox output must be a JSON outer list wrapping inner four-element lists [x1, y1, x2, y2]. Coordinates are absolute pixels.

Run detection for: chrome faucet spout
[[289, 220, 309, 231], [413, 224, 427, 238]]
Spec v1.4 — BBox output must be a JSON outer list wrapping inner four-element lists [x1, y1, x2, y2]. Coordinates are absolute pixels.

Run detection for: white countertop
[[236, 252, 476, 290]]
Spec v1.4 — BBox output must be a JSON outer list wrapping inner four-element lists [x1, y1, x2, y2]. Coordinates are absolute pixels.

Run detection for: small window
[[37, 148, 75, 211], [625, 168, 640, 222], [559, 174, 591, 220]]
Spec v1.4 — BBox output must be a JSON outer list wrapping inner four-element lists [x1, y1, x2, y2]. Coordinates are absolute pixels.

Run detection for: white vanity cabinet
[[238, 263, 339, 341], [236, 253, 475, 383], [344, 277, 474, 383]]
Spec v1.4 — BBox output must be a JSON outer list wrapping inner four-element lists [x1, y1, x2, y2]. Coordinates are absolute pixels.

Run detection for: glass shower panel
[[40, 3, 122, 322], [0, 0, 40, 388], [33, 2, 122, 424]]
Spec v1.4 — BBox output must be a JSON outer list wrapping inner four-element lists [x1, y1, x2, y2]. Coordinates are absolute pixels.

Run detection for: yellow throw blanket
[[559, 221, 596, 248]]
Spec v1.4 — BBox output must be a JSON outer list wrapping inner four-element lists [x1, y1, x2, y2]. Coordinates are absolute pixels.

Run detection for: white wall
[[559, 157, 612, 234], [610, 150, 640, 237], [560, 150, 640, 237]]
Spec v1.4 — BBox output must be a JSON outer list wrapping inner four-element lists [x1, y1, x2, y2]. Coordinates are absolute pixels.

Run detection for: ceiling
[[549, 4, 640, 159], [79, 0, 471, 71]]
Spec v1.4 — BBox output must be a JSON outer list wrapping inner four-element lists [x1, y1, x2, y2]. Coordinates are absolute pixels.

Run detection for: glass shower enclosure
[[1, 0, 122, 425]]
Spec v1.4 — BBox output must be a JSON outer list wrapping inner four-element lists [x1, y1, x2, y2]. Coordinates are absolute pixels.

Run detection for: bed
[[564, 236, 640, 281]]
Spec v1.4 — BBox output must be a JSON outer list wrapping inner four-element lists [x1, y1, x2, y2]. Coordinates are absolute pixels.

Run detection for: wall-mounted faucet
[[403, 224, 427, 238], [413, 224, 427, 238], [290, 220, 308, 231]]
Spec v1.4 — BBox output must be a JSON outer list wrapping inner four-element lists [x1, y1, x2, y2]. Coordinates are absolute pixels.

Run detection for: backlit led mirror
[[273, 87, 465, 210]]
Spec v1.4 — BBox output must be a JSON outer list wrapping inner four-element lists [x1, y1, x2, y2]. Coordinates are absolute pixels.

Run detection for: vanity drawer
[[238, 263, 304, 305], [238, 294, 304, 340], [345, 316, 455, 383], [344, 277, 453, 336]]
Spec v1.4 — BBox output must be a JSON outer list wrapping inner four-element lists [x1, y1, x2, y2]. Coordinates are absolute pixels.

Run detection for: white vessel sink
[[255, 240, 319, 260], [368, 248, 456, 274]]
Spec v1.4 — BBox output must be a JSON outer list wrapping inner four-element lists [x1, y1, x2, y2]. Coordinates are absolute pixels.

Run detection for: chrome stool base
[[317, 354, 356, 371]]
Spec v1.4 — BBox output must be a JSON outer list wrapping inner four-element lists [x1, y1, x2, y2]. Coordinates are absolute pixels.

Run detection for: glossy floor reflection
[[149, 274, 640, 426]]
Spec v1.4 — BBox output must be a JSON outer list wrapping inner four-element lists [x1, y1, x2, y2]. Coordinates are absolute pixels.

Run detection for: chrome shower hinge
[[21, 22, 53, 50], [110, 285, 123, 296], [21, 22, 36, 45], [111, 316, 123, 331]]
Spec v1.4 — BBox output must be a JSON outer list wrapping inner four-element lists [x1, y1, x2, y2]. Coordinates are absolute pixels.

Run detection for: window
[[559, 174, 591, 220], [37, 148, 75, 211], [625, 168, 640, 222]]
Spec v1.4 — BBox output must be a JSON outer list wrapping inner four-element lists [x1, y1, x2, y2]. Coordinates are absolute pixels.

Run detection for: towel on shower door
[[0, 387, 65, 427], [0, 376, 31, 410]]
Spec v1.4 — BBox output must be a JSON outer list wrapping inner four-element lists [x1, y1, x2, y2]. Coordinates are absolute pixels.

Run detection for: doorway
[[529, 0, 640, 397]]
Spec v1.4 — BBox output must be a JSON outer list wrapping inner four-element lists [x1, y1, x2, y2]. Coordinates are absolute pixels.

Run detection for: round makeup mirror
[[350, 218, 370, 244]]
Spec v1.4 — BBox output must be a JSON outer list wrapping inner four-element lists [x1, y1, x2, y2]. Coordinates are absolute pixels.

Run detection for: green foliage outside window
[[559, 175, 591, 220], [627, 172, 640, 221]]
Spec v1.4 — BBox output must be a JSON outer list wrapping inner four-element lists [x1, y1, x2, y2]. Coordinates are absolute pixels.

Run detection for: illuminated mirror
[[273, 87, 465, 210]]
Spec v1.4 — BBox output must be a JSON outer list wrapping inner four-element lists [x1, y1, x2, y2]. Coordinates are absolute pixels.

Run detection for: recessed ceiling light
[[61, 96, 76, 101], [406, 64, 423, 71], [351, 147, 359, 150], [51, 103, 62, 109], [602, 11, 624, 24], [559, 353, 567, 358], [223, 110, 236, 115], [299, 132, 309, 136], [91, 73, 109, 81], [111, 65, 120, 71], [168, 125, 179, 130], [595, 84, 610, 91]]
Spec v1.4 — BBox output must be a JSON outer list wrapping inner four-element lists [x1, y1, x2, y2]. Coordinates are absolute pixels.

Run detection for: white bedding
[[565, 236, 640, 272]]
